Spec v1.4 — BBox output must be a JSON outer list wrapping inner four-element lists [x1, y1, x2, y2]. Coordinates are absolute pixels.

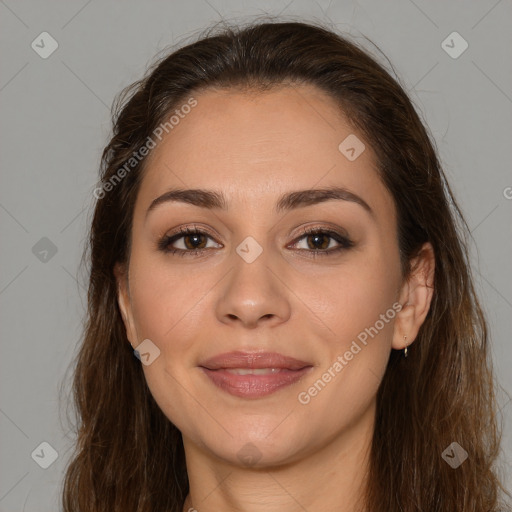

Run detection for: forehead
[[135, 84, 394, 219]]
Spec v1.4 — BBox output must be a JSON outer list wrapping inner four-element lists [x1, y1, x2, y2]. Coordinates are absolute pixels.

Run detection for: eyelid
[[161, 223, 221, 243], [289, 223, 351, 242]]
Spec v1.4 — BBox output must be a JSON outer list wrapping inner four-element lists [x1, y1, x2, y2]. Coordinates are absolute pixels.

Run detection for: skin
[[115, 83, 435, 512]]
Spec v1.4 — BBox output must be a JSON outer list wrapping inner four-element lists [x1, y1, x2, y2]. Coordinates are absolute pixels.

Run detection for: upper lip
[[199, 351, 312, 370]]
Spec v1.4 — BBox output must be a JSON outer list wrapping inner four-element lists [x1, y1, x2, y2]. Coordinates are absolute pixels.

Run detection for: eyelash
[[157, 225, 354, 258]]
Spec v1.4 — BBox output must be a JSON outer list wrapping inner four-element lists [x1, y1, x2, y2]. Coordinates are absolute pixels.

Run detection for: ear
[[114, 262, 138, 347], [392, 242, 435, 350]]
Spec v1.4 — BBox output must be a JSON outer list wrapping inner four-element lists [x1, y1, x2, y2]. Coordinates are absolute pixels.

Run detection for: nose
[[215, 248, 292, 329]]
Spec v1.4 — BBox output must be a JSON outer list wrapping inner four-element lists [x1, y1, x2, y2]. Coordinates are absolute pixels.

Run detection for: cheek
[[308, 248, 400, 400], [294, 282, 398, 439], [296, 246, 400, 409], [126, 257, 213, 429], [128, 254, 207, 340], [304, 249, 400, 345]]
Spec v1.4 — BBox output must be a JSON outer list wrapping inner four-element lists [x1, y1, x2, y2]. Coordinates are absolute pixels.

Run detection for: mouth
[[199, 351, 313, 399], [199, 350, 312, 371]]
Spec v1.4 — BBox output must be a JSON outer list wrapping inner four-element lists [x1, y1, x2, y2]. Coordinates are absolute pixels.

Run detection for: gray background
[[1, 0, 511, 509]]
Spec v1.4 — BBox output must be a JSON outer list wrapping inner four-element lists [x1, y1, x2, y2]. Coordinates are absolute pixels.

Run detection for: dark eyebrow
[[275, 187, 373, 216], [145, 186, 373, 219]]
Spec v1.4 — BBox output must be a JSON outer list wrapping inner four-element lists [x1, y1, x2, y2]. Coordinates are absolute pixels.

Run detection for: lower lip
[[200, 367, 313, 399]]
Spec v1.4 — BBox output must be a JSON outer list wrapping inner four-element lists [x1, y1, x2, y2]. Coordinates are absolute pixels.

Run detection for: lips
[[199, 351, 313, 399], [200, 351, 311, 371]]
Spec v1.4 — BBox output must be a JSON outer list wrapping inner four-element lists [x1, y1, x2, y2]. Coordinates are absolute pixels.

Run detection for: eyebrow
[[145, 186, 373, 219]]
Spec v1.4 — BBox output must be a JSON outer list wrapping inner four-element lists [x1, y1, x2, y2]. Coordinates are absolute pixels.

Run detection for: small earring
[[404, 335, 408, 358]]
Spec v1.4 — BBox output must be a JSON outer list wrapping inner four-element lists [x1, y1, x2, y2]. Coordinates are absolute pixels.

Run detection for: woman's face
[[117, 83, 406, 467]]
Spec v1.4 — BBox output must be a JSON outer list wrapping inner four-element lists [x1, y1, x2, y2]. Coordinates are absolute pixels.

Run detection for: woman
[[61, 19, 509, 511]]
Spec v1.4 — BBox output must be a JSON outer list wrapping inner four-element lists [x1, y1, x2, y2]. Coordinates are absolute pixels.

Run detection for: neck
[[182, 400, 375, 512]]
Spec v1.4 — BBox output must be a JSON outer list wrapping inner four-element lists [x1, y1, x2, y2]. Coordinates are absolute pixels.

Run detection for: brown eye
[[158, 227, 221, 255], [182, 233, 208, 250], [305, 232, 331, 250], [291, 228, 354, 257]]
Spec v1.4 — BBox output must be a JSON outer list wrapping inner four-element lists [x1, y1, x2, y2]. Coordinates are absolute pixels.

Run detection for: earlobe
[[392, 242, 435, 351]]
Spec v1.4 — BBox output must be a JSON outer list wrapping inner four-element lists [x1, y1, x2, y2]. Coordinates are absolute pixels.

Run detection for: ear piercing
[[404, 335, 408, 358]]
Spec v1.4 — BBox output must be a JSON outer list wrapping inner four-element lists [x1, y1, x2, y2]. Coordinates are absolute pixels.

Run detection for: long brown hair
[[61, 18, 509, 511]]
